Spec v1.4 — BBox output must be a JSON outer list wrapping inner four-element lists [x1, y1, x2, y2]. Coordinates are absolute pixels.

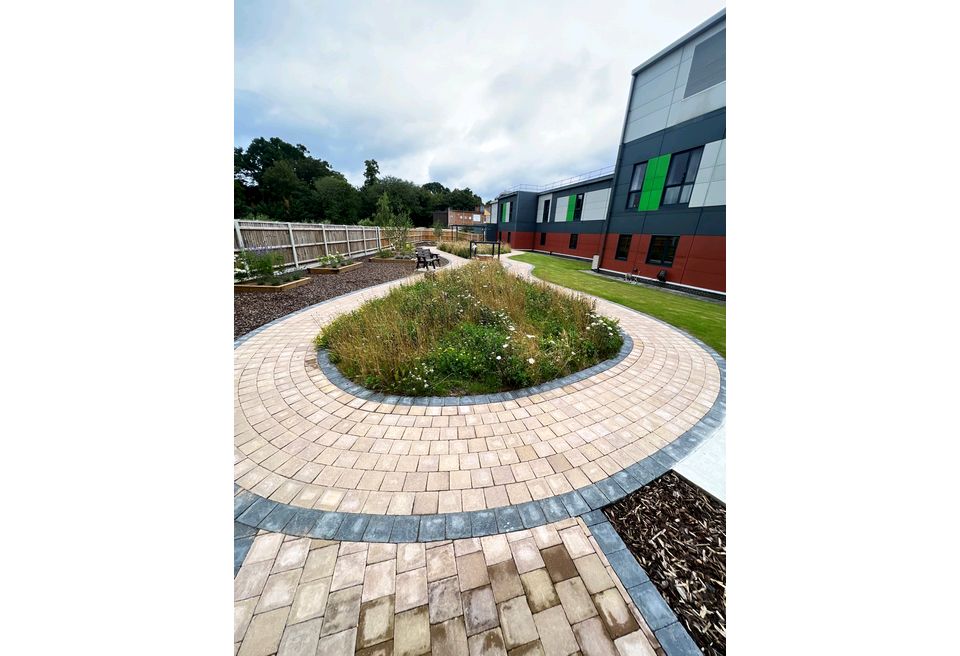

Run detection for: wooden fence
[[233, 220, 383, 268]]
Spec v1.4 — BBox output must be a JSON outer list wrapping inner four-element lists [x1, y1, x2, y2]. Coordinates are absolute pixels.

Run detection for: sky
[[235, 0, 725, 201]]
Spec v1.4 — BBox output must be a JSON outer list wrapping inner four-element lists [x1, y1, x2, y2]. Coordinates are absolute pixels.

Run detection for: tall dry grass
[[436, 241, 512, 258], [317, 260, 622, 395]]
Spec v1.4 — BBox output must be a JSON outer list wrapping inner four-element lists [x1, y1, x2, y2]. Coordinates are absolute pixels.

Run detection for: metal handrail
[[497, 164, 615, 197]]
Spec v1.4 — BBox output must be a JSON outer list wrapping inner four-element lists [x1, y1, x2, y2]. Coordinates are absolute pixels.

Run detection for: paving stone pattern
[[235, 518, 664, 656]]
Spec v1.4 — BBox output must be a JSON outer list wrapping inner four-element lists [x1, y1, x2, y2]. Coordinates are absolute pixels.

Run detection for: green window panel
[[637, 154, 671, 211], [566, 195, 576, 222]]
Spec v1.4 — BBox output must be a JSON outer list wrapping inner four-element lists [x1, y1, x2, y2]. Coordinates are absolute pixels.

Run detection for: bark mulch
[[234, 257, 448, 339], [604, 471, 725, 656]]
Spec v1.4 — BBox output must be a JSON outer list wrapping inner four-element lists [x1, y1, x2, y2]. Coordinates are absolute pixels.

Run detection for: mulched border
[[604, 471, 726, 656]]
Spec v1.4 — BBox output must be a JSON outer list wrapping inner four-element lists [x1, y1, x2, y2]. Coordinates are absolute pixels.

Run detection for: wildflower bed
[[316, 260, 623, 396], [436, 240, 512, 259]]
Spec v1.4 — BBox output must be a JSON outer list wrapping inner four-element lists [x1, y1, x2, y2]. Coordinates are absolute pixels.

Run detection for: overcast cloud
[[236, 0, 725, 200]]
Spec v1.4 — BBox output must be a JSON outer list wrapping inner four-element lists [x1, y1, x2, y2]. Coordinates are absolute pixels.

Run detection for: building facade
[[493, 9, 725, 294]]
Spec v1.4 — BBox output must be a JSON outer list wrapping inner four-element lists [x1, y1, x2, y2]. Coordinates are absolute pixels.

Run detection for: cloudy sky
[[235, 0, 724, 201]]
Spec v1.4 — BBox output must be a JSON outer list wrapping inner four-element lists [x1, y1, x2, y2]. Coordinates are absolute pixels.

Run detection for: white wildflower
[[496, 355, 502, 361], [528, 358, 535, 364]]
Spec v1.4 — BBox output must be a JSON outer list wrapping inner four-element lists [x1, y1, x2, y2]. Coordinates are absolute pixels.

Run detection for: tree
[[445, 187, 482, 210], [363, 159, 380, 186], [313, 176, 360, 224]]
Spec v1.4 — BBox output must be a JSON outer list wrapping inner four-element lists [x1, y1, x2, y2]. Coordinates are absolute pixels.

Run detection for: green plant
[[432, 221, 444, 240], [236, 246, 286, 283], [317, 260, 622, 395], [436, 241, 511, 258], [318, 253, 348, 268]]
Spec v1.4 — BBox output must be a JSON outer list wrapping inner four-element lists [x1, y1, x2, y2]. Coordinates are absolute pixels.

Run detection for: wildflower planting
[[316, 260, 622, 395], [436, 241, 512, 258]]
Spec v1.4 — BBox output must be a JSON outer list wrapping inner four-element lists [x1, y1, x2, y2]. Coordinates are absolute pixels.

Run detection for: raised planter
[[307, 262, 363, 275], [369, 257, 417, 269], [234, 276, 312, 294]]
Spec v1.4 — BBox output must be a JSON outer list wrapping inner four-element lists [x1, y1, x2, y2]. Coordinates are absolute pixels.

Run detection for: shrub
[[436, 241, 511, 258], [318, 253, 348, 268], [317, 260, 622, 395]]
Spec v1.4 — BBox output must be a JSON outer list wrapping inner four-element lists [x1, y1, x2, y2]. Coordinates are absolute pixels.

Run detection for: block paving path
[[234, 250, 722, 655]]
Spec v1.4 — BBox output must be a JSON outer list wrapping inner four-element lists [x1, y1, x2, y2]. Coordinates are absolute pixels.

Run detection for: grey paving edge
[[591, 517, 704, 656]]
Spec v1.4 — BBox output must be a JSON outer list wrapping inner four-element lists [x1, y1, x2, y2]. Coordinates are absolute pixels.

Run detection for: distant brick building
[[432, 208, 485, 227]]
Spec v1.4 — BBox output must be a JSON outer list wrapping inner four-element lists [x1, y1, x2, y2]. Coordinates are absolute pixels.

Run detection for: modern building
[[493, 9, 725, 295]]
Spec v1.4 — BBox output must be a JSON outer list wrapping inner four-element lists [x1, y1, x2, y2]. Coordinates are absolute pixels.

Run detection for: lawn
[[510, 253, 725, 357], [317, 260, 622, 396]]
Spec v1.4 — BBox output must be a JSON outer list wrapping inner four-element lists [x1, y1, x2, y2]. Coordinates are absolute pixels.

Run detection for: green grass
[[316, 260, 622, 396], [510, 253, 725, 357]]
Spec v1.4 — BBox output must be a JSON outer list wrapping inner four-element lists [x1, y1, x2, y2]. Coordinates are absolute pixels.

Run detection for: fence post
[[234, 220, 245, 250], [377, 227, 382, 251], [321, 224, 329, 258], [346, 228, 352, 257], [287, 222, 300, 268]]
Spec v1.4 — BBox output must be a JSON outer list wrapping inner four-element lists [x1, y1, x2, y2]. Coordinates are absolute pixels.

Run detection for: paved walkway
[[234, 249, 723, 655]]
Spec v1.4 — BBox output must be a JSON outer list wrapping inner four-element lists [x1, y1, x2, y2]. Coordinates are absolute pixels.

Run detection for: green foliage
[[436, 241, 511, 258], [318, 253, 348, 268], [432, 222, 445, 239], [235, 247, 301, 285], [317, 261, 622, 395]]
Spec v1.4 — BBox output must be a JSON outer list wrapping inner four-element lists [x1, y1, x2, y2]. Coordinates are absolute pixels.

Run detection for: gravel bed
[[604, 471, 726, 656], [234, 256, 449, 338]]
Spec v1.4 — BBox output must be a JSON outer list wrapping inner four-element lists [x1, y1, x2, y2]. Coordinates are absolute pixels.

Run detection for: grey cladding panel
[[684, 29, 725, 98]]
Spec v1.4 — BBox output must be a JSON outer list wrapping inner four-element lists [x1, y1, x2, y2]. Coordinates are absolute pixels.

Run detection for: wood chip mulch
[[234, 257, 448, 339], [604, 471, 726, 656]]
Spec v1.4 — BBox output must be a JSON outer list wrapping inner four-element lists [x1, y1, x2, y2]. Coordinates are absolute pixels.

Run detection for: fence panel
[[235, 220, 385, 267]]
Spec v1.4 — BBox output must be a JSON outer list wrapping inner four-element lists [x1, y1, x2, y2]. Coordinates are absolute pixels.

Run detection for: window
[[569, 233, 579, 250], [646, 236, 680, 267], [684, 29, 725, 98], [626, 162, 647, 209], [661, 147, 703, 206], [540, 232, 546, 246], [572, 193, 584, 221], [542, 198, 551, 223], [615, 235, 632, 260]]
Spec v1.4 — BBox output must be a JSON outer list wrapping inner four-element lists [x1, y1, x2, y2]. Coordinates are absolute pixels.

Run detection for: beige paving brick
[[573, 554, 615, 595], [427, 543, 458, 582], [301, 544, 337, 582], [428, 575, 464, 624], [613, 630, 657, 656], [558, 527, 594, 559], [481, 534, 514, 565], [367, 542, 398, 564], [237, 606, 289, 656], [462, 585, 499, 636], [591, 589, 639, 640], [235, 560, 273, 601], [469, 627, 508, 656], [519, 569, 559, 613], [533, 605, 579, 656], [572, 617, 618, 656], [361, 559, 396, 602], [234, 598, 257, 643], [357, 595, 394, 649], [320, 585, 362, 636], [510, 538, 546, 574], [432, 616, 470, 655], [488, 558, 524, 603], [397, 543, 426, 573], [256, 569, 301, 613], [245, 532, 285, 564], [455, 537, 483, 557], [288, 576, 331, 624], [507, 639, 545, 656], [458, 551, 491, 591], [394, 606, 431, 656], [316, 627, 357, 656], [395, 566, 428, 613], [276, 617, 322, 656], [273, 538, 311, 572], [555, 577, 597, 624], [330, 550, 367, 592], [498, 596, 539, 649]]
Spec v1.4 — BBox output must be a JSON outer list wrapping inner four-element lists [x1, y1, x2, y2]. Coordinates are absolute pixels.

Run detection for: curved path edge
[[233, 251, 726, 543]]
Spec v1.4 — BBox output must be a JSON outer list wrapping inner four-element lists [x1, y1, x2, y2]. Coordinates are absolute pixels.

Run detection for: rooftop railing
[[497, 164, 615, 197]]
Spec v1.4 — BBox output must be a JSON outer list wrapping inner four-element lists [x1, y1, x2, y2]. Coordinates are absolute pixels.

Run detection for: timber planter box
[[234, 277, 312, 293], [369, 257, 417, 269], [307, 262, 362, 275]]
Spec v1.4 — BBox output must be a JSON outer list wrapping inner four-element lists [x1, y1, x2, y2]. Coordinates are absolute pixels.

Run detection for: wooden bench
[[415, 248, 440, 270]]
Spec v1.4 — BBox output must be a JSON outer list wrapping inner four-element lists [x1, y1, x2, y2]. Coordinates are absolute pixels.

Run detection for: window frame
[[569, 233, 579, 250], [625, 162, 647, 209], [614, 234, 632, 261], [645, 235, 680, 267], [660, 147, 703, 207], [542, 198, 551, 223]]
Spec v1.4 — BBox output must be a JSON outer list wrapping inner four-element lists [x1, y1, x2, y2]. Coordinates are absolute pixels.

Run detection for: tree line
[[234, 137, 482, 226]]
